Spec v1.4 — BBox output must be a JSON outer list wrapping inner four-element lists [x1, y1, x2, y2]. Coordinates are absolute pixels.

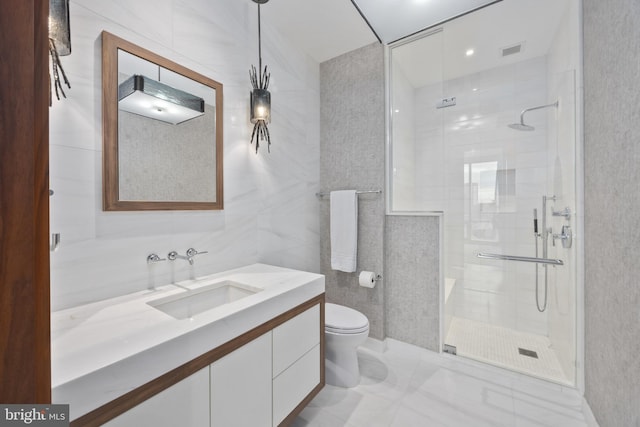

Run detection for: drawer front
[[272, 304, 320, 377], [211, 332, 272, 427], [272, 344, 320, 426], [104, 367, 210, 427]]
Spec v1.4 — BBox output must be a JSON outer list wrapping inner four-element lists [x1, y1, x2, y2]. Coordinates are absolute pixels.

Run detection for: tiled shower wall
[[385, 216, 440, 351], [320, 44, 441, 347], [50, 0, 320, 310], [319, 43, 386, 340]]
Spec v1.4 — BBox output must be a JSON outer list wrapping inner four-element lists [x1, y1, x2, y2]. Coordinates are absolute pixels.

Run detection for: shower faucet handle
[[552, 226, 572, 249], [552, 207, 572, 219]]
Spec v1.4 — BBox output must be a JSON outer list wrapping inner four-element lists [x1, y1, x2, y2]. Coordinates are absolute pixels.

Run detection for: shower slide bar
[[476, 253, 564, 266], [315, 189, 382, 198]]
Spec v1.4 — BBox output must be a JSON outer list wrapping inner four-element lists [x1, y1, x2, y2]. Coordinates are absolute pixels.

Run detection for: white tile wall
[[50, 0, 320, 310]]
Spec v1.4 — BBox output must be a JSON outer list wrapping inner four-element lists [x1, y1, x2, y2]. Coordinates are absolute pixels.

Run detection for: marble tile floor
[[294, 339, 589, 427]]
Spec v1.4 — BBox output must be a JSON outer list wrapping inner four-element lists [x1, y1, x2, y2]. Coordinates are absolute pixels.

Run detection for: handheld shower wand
[[535, 196, 556, 312], [533, 208, 539, 298]]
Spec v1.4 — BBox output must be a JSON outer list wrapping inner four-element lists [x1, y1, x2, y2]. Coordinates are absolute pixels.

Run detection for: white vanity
[[51, 264, 325, 426]]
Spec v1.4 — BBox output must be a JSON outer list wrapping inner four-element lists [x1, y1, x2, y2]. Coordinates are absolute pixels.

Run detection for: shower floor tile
[[445, 317, 571, 385]]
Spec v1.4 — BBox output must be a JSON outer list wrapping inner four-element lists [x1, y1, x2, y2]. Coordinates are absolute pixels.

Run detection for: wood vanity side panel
[[70, 294, 325, 427], [0, 0, 51, 404]]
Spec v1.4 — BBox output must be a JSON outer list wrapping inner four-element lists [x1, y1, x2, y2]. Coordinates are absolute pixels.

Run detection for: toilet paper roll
[[359, 271, 376, 288]]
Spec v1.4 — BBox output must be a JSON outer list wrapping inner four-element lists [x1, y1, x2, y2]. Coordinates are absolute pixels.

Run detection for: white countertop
[[51, 263, 324, 420]]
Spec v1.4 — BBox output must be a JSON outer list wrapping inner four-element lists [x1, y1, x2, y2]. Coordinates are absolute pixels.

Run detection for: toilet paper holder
[[359, 271, 382, 280], [358, 271, 383, 289]]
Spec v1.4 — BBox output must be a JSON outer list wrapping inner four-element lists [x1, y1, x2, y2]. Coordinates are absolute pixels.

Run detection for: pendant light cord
[[258, 4, 262, 82]]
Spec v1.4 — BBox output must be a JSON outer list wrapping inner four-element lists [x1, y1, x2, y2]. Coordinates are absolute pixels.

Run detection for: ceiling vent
[[501, 42, 523, 57]]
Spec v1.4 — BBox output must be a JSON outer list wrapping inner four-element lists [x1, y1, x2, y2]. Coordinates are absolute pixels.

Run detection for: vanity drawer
[[273, 344, 320, 426], [272, 304, 320, 377]]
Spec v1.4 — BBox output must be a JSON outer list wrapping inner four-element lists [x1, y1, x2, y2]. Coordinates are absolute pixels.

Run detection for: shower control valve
[[552, 225, 572, 249]]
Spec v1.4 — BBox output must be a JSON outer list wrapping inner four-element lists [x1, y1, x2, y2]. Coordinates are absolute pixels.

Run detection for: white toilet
[[324, 303, 370, 388]]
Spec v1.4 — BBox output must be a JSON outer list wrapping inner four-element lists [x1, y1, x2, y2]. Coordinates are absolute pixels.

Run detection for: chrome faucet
[[168, 248, 208, 265], [168, 251, 191, 265], [147, 253, 167, 264]]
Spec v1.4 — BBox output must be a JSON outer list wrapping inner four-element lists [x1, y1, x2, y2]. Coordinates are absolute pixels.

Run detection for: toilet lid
[[325, 303, 369, 334]]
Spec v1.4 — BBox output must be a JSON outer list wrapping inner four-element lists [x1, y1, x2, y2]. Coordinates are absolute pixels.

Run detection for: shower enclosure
[[387, 0, 581, 386]]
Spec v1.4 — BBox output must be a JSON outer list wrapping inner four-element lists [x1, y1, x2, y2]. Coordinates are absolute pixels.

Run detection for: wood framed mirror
[[102, 31, 223, 211]]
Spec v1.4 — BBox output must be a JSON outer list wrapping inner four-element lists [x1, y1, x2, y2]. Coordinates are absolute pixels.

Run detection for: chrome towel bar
[[476, 252, 564, 266]]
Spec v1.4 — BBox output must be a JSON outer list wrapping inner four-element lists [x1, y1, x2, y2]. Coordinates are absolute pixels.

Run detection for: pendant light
[[49, 0, 72, 104], [249, 0, 271, 153]]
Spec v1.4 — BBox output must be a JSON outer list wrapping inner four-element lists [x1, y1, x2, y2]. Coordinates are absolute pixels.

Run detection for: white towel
[[330, 190, 358, 272]]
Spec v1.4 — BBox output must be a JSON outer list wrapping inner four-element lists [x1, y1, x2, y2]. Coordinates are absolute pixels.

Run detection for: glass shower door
[[387, 0, 581, 386], [441, 67, 577, 386]]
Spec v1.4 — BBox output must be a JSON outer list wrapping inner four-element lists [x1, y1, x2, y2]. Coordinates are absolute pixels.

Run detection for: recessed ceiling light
[[466, 49, 475, 57]]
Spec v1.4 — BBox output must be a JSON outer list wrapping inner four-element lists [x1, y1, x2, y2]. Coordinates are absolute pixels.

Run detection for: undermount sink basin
[[147, 280, 262, 320]]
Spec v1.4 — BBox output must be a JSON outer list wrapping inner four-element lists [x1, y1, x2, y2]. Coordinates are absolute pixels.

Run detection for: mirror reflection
[[102, 31, 223, 211], [117, 50, 217, 203]]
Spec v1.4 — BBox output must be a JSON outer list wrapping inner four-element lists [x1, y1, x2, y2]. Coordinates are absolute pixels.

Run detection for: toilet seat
[[325, 303, 369, 335]]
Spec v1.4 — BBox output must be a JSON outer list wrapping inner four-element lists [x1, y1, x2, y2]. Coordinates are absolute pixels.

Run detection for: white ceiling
[[261, 0, 572, 74], [262, 0, 377, 63], [393, 0, 572, 88], [353, 0, 500, 44]]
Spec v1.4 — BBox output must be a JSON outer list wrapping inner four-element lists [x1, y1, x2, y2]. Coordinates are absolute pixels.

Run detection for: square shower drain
[[518, 347, 539, 359]]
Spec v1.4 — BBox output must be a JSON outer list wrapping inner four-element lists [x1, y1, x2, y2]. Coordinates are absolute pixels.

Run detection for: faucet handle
[[186, 248, 208, 258], [552, 225, 572, 249], [147, 253, 167, 264]]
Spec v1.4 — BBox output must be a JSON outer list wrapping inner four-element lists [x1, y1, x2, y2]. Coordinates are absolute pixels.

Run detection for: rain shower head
[[508, 100, 559, 131], [508, 122, 535, 131]]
